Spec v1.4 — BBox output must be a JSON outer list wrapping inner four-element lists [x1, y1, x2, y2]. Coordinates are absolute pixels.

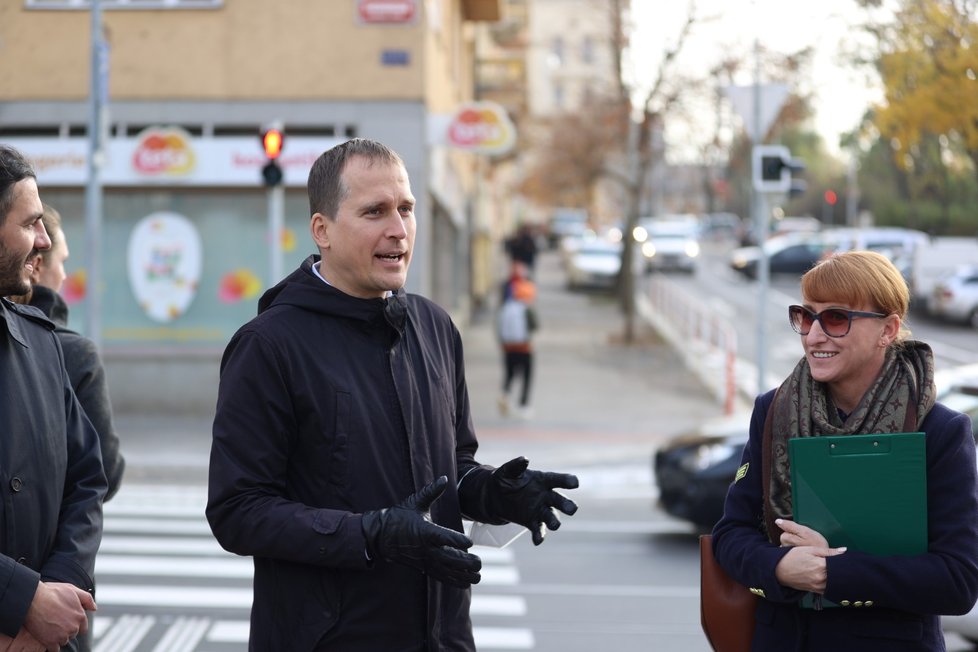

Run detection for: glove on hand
[[486, 457, 579, 545], [361, 476, 482, 588]]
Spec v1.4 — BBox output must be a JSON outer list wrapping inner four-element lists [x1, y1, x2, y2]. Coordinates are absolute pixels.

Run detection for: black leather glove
[[361, 476, 482, 588], [486, 457, 579, 545]]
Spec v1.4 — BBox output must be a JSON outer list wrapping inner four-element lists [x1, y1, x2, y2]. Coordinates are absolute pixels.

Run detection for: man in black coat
[[0, 144, 106, 651], [9, 203, 125, 501], [207, 138, 579, 651]]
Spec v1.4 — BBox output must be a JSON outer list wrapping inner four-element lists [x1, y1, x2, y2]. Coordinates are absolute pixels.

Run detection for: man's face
[[32, 227, 69, 293], [311, 157, 416, 299], [0, 179, 49, 297]]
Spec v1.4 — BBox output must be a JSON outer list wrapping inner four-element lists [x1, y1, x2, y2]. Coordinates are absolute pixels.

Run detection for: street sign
[[357, 0, 417, 24], [725, 84, 789, 142]]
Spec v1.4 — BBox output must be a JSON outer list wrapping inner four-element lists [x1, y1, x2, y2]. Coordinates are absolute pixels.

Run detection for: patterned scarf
[[761, 340, 936, 542]]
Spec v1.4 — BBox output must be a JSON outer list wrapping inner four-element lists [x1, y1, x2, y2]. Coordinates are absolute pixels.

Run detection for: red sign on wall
[[357, 0, 417, 24]]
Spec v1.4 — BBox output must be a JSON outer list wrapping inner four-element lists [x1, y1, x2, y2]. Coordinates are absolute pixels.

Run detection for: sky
[[628, 0, 891, 160]]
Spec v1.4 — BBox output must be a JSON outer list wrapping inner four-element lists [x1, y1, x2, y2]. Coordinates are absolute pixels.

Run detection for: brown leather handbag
[[699, 534, 757, 652]]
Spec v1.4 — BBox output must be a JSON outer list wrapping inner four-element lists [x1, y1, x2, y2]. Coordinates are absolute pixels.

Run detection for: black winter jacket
[[28, 286, 125, 500], [207, 255, 488, 651], [0, 299, 106, 648]]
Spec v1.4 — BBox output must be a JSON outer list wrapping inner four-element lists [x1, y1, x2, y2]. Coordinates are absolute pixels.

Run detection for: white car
[[635, 218, 700, 274], [929, 266, 978, 328], [565, 239, 622, 290]]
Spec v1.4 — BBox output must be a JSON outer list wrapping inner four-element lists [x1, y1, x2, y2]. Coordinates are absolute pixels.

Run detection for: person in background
[[712, 250, 978, 651], [207, 138, 579, 651], [9, 203, 125, 500], [497, 264, 538, 419], [0, 144, 106, 651], [505, 224, 538, 273]]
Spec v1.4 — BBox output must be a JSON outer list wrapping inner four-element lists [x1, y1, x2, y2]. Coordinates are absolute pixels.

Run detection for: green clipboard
[[789, 432, 927, 608]]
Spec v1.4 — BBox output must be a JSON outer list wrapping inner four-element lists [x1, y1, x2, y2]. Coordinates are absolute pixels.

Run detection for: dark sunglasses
[[788, 305, 886, 338]]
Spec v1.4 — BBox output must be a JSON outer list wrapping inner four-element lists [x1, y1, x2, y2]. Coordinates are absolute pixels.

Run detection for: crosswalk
[[93, 484, 534, 651]]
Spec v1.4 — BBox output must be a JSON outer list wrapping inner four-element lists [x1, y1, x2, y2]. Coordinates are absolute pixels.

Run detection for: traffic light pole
[[85, 0, 105, 347], [268, 184, 284, 286], [751, 39, 770, 395]]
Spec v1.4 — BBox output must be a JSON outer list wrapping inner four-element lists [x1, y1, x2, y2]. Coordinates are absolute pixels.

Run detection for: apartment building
[[0, 0, 500, 412]]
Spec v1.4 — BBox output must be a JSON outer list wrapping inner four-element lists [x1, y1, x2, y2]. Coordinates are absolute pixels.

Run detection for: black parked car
[[653, 413, 750, 530]]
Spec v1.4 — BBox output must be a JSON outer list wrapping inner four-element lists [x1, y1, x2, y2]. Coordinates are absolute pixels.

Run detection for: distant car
[[635, 218, 700, 274], [653, 413, 750, 530], [729, 232, 830, 280], [547, 209, 589, 248], [565, 239, 622, 290], [929, 266, 978, 328], [819, 226, 930, 260], [653, 370, 978, 532]]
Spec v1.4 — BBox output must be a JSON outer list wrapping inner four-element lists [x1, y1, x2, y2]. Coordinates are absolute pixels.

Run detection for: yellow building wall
[[0, 0, 428, 100]]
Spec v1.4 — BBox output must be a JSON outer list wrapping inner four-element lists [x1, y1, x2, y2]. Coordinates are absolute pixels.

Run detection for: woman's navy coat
[[713, 389, 978, 651], [207, 256, 485, 651]]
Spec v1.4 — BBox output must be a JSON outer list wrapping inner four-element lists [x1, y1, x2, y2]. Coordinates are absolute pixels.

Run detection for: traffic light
[[824, 189, 838, 206], [752, 144, 805, 195], [260, 125, 285, 186]]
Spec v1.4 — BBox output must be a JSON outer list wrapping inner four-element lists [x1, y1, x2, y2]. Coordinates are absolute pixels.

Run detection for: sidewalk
[[459, 248, 725, 470], [117, 249, 725, 482]]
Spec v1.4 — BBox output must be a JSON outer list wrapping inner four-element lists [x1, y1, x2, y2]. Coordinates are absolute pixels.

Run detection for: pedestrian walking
[[206, 138, 579, 651], [0, 144, 106, 651], [712, 250, 978, 650], [497, 268, 538, 419]]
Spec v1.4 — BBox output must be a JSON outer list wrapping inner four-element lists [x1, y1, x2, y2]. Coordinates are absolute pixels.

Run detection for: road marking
[[104, 516, 212, 535], [97, 584, 254, 609], [96, 554, 253, 578], [150, 616, 209, 652], [472, 595, 527, 616], [100, 535, 227, 556], [93, 614, 155, 652], [473, 626, 535, 649]]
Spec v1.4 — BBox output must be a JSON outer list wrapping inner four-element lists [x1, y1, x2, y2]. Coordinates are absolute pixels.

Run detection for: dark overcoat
[[207, 256, 484, 651], [0, 299, 106, 649], [713, 389, 978, 651]]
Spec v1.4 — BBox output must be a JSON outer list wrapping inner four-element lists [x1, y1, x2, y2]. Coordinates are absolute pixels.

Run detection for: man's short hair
[[307, 138, 404, 220], [0, 145, 37, 226]]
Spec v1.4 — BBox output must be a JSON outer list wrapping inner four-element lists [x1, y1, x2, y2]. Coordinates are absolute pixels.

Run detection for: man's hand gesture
[[487, 457, 579, 545], [362, 476, 482, 588]]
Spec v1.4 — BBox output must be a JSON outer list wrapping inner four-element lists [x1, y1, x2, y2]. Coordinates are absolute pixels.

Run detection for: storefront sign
[[443, 101, 516, 155], [6, 134, 344, 187], [357, 0, 417, 24]]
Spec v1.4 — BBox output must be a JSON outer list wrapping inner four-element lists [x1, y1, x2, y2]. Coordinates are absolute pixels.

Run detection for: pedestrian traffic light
[[260, 125, 285, 187], [752, 144, 805, 195], [824, 189, 838, 206]]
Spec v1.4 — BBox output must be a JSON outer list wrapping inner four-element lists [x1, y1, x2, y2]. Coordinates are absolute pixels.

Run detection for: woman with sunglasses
[[712, 250, 978, 651]]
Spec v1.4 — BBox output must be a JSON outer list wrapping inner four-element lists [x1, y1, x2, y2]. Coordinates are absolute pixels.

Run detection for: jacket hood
[[258, 254, 407, 331]]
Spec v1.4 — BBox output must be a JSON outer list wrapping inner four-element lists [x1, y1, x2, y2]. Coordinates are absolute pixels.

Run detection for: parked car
[[546, 208, 589, 248], [635, 217, 700, 274], [929, 266, 978, 328], [819, 226, 929, 260], [653, 412, 751, 530], [729, 232, 830, 280], [564, 238, 622, 290], [909, 237, 978, 312], [653, 367, 978, 532]]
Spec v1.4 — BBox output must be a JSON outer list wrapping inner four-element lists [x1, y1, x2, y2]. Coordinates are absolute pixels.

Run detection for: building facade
[[0, 0, 500, 413]]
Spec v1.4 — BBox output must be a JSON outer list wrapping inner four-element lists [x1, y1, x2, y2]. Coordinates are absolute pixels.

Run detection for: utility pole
[[752, 38, 771, 395], [85, 0, 107, 347]]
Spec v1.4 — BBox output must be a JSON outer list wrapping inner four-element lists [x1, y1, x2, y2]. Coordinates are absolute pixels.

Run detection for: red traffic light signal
[[262, 128, 284, 160], [824, 189, 838, 206]]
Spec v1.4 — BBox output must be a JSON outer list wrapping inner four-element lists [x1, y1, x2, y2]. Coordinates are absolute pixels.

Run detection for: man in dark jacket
[[207, 138, 579, 651], [0, 145, 106, 651], [9, 203, 125, 500]]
